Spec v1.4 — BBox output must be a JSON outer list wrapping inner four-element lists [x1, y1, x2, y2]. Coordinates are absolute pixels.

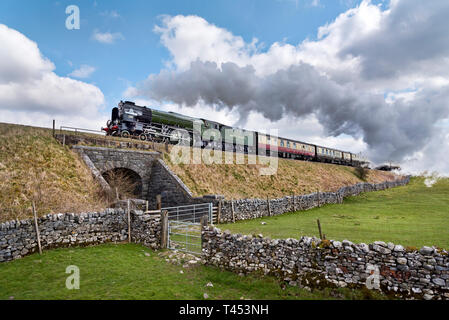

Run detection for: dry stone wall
[[131, 212, 161, 250], [217, 176, 411, 223], [202, 226, 449, 300], [0, 209, 161, 262]]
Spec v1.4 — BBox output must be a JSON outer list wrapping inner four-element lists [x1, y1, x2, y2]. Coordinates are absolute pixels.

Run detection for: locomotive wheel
[[121, 130, 130, 139], [139, 133, 147, 141]]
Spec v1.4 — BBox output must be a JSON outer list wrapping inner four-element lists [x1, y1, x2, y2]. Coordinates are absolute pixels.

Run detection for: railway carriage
[[276, 138, 315, 160], [221, 126, 257, 154], [257, 133, 279, 157]]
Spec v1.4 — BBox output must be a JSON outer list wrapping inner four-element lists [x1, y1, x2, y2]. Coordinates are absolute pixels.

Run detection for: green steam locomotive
[[102, 101, 368, 167]]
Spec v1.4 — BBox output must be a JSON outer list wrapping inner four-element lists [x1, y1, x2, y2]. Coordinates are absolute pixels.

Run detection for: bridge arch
[[102, 167, 143, 199], [73, 146, 197, 208]]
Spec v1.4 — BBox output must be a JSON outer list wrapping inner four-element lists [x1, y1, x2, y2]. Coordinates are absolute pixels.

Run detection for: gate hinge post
[[161, 210, 169, 249]]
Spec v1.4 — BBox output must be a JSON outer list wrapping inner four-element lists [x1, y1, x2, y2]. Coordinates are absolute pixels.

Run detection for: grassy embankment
[[222, 177, 449, 249], [1, 122, 398, 221], [0, 123, 106, 222], [163, 150, 398, 199], [0, 243, 386, 300]]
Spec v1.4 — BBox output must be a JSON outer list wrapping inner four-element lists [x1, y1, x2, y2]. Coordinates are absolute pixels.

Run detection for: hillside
[[0, 122, 399, 222], [0, 123, 106, 222], [163, 150, 399, 199]]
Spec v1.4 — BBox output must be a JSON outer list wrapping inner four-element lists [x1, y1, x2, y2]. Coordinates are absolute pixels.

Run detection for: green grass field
[[222, 177, 449, 249], [0, 244, 386, 300]]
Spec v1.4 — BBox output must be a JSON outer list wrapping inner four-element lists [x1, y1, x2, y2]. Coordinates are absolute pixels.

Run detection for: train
[[102, 101, 368, 167]]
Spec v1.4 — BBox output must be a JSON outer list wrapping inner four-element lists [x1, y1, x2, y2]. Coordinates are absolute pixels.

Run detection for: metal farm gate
[[167, 221, 202, 254], [162, 202, 214, 224], [162, 203, 216, 254]]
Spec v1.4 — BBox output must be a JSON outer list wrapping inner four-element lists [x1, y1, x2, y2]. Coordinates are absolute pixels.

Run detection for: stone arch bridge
[[72, 146, 207, 209]]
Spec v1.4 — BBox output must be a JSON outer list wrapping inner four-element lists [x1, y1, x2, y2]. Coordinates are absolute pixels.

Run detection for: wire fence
[[57, 125, 172, 153]]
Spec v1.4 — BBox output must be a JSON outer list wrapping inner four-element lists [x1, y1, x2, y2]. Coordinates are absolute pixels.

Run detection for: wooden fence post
[[160, 210, 169, 249], [217, 200, 222, 224], [156, 194, 162, 211], [200, 215, 208, 229], [317, 219, 323, 240], [145, 200, 149, 213], [52, 120, 55, 138], [267, 196, 272, 217], [231, 198, 236, 223], [32, 201, 42, 255], [127, 199, 131, 243], [317, 189, 320, 207], [200, 214, 208, 251]]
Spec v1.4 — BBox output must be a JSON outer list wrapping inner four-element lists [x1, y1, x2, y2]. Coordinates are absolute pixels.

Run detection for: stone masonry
[[73, 146, 159, 200], [73, 146, 212, 209], [202, 226, 449, 300], [0, 209, 161, 263]]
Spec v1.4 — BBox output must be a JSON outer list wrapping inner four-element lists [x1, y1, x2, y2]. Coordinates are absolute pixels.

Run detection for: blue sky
[[1, 0, 448, 174], [0, 0, 373, 112]]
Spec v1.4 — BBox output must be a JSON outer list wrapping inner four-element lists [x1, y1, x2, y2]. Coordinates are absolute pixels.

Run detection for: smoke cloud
[[127, 1, 449, 170], [136, 60, 449, 163]]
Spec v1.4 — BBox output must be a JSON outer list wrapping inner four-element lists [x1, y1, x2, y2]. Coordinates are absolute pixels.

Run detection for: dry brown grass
[[0, 123, 107, 222], [102, 166, 140, 201], [163, 149, 400, 199]]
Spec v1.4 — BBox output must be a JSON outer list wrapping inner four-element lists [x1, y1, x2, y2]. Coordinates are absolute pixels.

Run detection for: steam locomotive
[[102, 101, 368, 167]]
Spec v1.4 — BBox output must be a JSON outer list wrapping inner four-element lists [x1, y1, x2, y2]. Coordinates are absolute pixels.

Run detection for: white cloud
[[0, 24, 106, 130], [92, 30, 124, 44], [400, 128, 449, 177], [154, 15, 258, 72], [310, 0, 324, 8], [0, 25, 54, 84], [100, 10, 120, 18], [68, 64, 96, 78], [128, 0, 449, 174]]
